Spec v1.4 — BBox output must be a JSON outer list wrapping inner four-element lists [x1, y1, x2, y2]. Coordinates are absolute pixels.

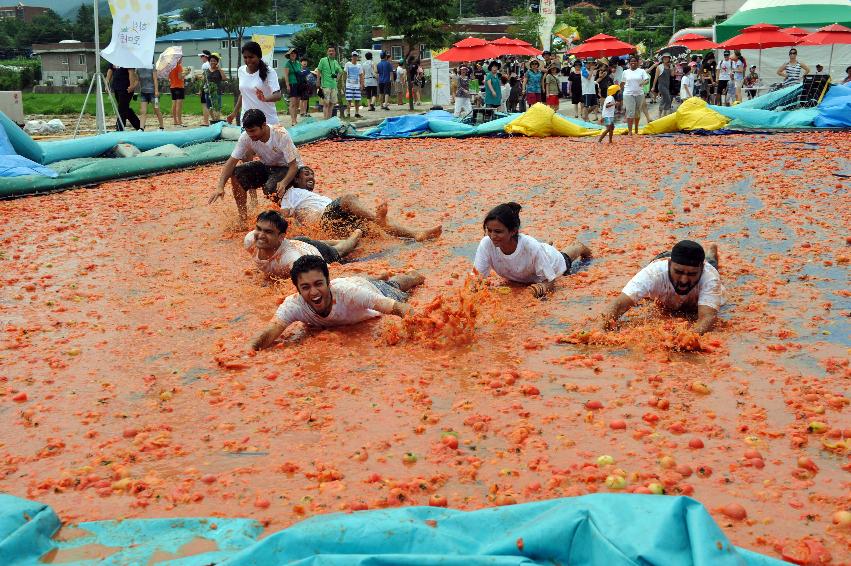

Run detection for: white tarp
[[101, 0, 159, 69]]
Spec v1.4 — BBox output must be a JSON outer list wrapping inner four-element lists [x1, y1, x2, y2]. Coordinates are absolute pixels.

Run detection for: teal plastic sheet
[[0, 125, 56, 178], [1, 493, 786, 565], [359, 114, 519, 139], [710, 104, 819, 129], [0, 118, 345, 198]]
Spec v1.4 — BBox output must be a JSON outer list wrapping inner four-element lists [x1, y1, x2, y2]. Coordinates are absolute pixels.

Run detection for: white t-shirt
[[231, 124, 302, 167], [362, 61, 378, 86], [718, 59, 732, 81], [601, 95, 616, 118], [238, 65, 280, 125], [279, 187, 333, 225], [621, 68, 648, 96], [621, 259, 726, 311], [345, 62, 362, 87], [243, 231, 322, 278], [680, 74, 695, 99], [395, 66, 406, 83], [614, 65, 624, 83], [274, 276, 388, 328], [201, 61, 211, 72], [473, 234, 567, 284], [581, 72, 597, 95], [730, 60, 744, 81]]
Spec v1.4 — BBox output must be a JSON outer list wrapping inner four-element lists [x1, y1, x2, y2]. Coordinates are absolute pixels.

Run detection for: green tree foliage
[[310, 0, 352, 49], [207, 0, 272, 77], [507, 7, 542, 46], [290, 27, 325, 67]]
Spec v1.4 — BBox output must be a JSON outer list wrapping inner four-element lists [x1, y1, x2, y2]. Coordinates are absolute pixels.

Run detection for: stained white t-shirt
[[362, 61, 378, 86], [581, 72, 597, 95], [473, 234, 567, 284], [621, 259, 726, 311], [238, 65, 280, 124], [279, 187, 333, 225], [621, 68, 648, 96], [244, 231, 321, 278], [601, 95, 616, 118], [231, 124, 302, 167], [730, 60, 744, 81], [274, 276, 388, 328]]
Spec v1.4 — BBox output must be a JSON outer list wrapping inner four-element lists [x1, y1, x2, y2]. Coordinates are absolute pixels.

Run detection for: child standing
[[545, 66, 560, 111], [598, 84, 618, 144], [453, 65, 472, 117]]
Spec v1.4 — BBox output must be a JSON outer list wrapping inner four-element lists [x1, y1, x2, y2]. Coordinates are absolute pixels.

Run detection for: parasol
[[718, 23, 798, 79], [795, 23, 851, 76], [668, 33, 718, 51], [435, 44, 503, 62], [156, 46, 183, 79], [568, 34, 636, 58]]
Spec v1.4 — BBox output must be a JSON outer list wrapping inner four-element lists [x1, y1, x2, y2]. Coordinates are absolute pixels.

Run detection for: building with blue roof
[[154, 24, 314, 75]]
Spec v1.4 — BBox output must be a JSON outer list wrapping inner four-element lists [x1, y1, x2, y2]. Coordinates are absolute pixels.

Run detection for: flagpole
[[93, 0, 106, 134]]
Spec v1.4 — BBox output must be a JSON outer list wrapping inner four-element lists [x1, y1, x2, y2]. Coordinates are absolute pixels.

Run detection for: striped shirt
[[783, 63, 803, 85]]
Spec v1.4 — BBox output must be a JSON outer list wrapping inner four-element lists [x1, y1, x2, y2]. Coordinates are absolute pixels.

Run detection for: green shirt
[[316, 57, 343, 89], [285, 59, 300, 86], [484, 72, 501, 106]]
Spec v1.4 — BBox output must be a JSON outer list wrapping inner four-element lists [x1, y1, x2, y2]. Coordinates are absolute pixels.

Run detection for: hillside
[[18, 0, 198, 19]]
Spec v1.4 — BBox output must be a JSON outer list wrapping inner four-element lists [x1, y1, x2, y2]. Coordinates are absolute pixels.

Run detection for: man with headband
[[599, 240, 725, 334]]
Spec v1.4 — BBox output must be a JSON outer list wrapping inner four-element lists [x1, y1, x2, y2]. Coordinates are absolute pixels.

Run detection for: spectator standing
[[653, 54, 673, 117], [314, 46, 343, 120], [500, 74, 511, 112], [228, 41, 282, 126], [198, 50, 212, 125], [376, 52, 393, 110], [523, 59, 543, 106], [362, 51, 379, 111], [204, 53, 226, 124], [743, 65, 759, 98], [137, 65, 164, 131], [106, 63, 140, 131], [454, 65, 472, 117], [483, 61, 502, 109], [344, 51, 364, 118], [299, 58, 314, 116], [568, 60, 583, 118], [620, 55, 648, 135], [680, 62, 695, 100], [545, 65, 560, 111], [282, 48, 303, 126], [581, 59, 599, 121], [559, 64, 570, 98], [716, 50, 733, 105], [733, 51, 746, 102], [168, 57, 187, 127], [777, 48, 810, 87], [394, 60, 406, 106]]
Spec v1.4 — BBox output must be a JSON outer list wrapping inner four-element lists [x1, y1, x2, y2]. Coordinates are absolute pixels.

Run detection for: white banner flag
[[101, 0, 159, 68], [538, 0, 557, 52], [429, 51, 451, 107]]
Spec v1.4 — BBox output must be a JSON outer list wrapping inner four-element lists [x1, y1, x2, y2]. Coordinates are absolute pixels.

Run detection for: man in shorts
[[599, 240, 725, 334], [716, 50, 732, 106], [314, 46, 343, 119], [208, 109, 303, 220], [280, 166, 442, 242], [620, 55, 649, 135], [376, 51, 393, 110], [251, 255, 424, 350], [245, 210, 361, 280]]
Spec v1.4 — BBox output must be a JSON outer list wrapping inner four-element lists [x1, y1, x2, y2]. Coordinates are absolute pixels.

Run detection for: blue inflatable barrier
[[711, 104, 819, 129], [0, 493, 786, 565], [814, 83, 851, 128], [0, 125, 56, 178]]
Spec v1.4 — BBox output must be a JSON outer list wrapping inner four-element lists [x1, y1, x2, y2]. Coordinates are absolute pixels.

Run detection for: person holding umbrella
[[777, 48, 810, 87]]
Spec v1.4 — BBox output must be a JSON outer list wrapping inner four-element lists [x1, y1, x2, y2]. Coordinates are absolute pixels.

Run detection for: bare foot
[[414, 225, 442, 242], [375, 202, 389, 225], [577, 242, 592, 258]]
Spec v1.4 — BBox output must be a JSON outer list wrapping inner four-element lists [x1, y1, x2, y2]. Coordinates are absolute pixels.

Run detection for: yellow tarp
[[504, 98, 729, 138]]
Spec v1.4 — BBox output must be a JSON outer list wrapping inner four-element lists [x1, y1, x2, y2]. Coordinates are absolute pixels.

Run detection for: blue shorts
[[368, 279, 409, 302], [603, 116, 614, 126]]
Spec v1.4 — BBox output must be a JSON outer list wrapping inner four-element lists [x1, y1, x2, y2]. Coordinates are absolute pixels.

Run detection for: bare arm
[[105, 68, 113, 91], [208, 156, 240, 203], [228, 95, 242, 123], [600, 293, 636, 330], [273, 160, 299, 200], [128, 69, 139, 93], [530, 279, 556, 299], [693, 305, 718, 335], [251, 321, 287, 350], [800, 62, 811, 75], [372, 297, 413, 318], [777, 64, 787, 77]]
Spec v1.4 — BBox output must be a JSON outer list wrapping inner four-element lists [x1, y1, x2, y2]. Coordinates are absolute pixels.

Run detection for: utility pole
[[672, 8, 676, 36]]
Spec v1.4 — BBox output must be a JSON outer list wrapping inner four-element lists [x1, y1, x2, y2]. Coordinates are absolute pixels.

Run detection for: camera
[[331, 72, 338, 79]]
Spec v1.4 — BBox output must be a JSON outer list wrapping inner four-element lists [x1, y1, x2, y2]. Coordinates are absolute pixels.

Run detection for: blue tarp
[[0, 493, 785, 565], [814, 83, 851, 128], [711, 104, 819, 129], [0, 121, 56, 178]]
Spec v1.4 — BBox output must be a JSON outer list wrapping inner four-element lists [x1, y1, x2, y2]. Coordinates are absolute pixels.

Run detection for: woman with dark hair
[[473, 202, 591, 298], [227, 41, 282, 126]]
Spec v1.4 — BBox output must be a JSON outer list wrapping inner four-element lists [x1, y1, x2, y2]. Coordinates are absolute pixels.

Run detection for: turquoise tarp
[[0, 493, 786, 565], [814, 83, 851, 127], [711, 104, 819, 128]]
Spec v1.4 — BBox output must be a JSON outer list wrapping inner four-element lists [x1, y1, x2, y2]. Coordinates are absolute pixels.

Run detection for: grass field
[[22, 91, 430, 117]]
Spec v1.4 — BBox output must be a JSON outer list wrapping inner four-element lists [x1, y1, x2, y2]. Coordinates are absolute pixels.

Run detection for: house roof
[[156, 24, 314, 43]]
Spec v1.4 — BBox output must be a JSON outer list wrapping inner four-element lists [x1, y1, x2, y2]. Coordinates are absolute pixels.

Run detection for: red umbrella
[[668, 33, 718, 51], [795, 23, 851, 74], [718, 23, 798, 50], [781, 27, 810, 38], [488, 38, 542, 57], [454, 37, 489, 48], [568, 33, 636, 58], [435, 44, 503, 62]]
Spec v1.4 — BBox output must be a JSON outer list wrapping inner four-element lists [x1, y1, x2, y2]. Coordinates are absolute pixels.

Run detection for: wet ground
[[0, 133, 849, 564]]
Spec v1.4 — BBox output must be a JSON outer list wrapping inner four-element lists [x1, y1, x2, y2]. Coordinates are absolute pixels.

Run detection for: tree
[[207, 0, 271, 78], [310, 0, 352, 52], [556, 11, 600, 45], [157, 17, 174, 37], [377, 0, 455, 109], [290, 27, 325, 67], [507, 7, 543, 47], [19, 10, 71, 46]]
